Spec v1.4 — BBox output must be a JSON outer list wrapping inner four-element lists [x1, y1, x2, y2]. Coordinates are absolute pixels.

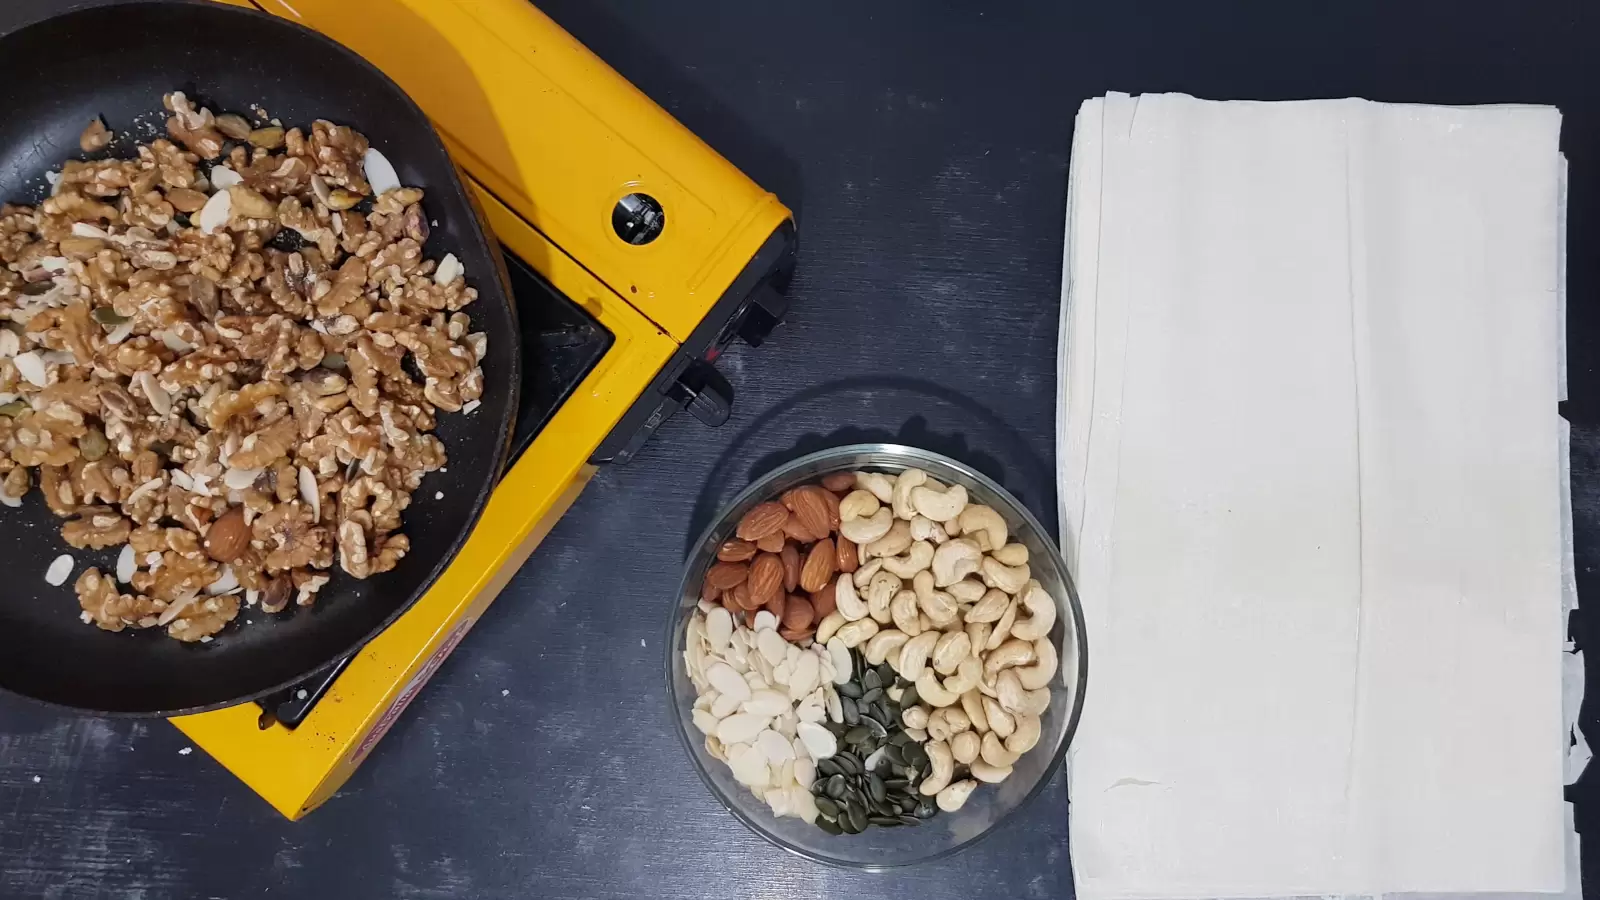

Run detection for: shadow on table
[[682, 374, 1055, 557]]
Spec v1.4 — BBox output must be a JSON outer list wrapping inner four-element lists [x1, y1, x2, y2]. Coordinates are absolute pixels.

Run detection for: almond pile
[[699, 472, 861, 643]]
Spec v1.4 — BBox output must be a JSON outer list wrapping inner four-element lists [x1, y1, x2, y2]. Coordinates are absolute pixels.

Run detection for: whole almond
[[779, 542, 801, 592], [749, 552, 784, 607], [836, 536, 859, 574], [756, 530, 785, 553], [700, 574, 720, 602], [166, 187, 209, 213], [818, 485, 841, 530], [791, 486, 833, 540], [736, 501, 788, 541], [811, 580, 838, 618], [782, 511, 817, 543], [733, 580, 760, 610], [705, 561, 749, 592], [716, 539, 757, 563], [763, 592, 788, 623], [779, 625, 816, 643], [204, 506, 250, 562], [783, 595, 816, 631], [799, 537, 837, 593], [821, 472, 856, 493], [719, 591, 739, 615]]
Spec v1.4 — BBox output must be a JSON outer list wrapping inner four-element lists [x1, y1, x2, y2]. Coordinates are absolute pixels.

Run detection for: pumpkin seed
[[867, 773, 887, 803], [876, 663, 896, 685], [862, 669, 881, 691], [841, 697, 860, 725], [884, 777, 909, 790], [841, 815, 863, 835], [91, 307, 131, 326], [247, 126, 286, 149], [889, 730, 913, 747], [319, 352, 346, 370], [861, 686, 884, 705], [868, 815, 902, 827], [78, 427, 108, 461], [817, 817, 843, 835], [826, 774, 847, 799], [898, 796, 919, 814], [900, 684, 920, 709], [814, 796, 840, 819], [915, 798, 937, 818], [844, 725, 870, 745], [884, 744, 907, 767], [824, 720, 848, 737], [846, 801, 868, 833], [0, 400, 26, 417], [817, 758, 841, 777], [898, 814, 924, 826], [904, 743, 928, 768], [835, 751, 861, 774], [837, 680, 863, 699]]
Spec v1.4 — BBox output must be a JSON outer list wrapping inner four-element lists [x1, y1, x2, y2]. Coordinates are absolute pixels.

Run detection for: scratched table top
[[3, 1, 1599, 898]]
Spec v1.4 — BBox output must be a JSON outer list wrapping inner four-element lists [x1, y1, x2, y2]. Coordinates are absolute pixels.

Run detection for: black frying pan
[[0, 1, 520, 715]]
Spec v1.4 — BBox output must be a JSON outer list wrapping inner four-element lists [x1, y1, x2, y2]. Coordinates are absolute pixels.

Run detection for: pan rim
[[0, 0, 522, 717]]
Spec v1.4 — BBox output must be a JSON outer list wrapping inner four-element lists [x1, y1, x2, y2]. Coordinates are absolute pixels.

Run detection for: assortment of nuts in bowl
[[0, 93, 485, 641], [681, 459, 1067, 839]]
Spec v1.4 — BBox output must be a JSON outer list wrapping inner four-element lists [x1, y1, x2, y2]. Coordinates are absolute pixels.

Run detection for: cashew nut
[[980, 556, 1031, 595], [969, 759, 1012, 784], [904, 726, 928, 742], [991, 542, 1029, 567], [901, 704, 930, 730], [864, 628, 910, 666], [942, 705, 971, 734], [909, 483, 967, 523], [926, 708, 953, 742], [912, 571, 960, 627], [956, 504, 1008, 551], [982, 696, 1015, 738], [839, 507, 892, 545], [983, 637, 1037, 678], [854, 470, 894, 504], [931, 630, 972, 675], [1015, 636, 1058, 690], [930, 538, 982, 587], [941, 657, 983, 698], [981, 730, 1019, 767], [837, 489, 880, 522], [918, 739, 954, 796], [852, 557, 883, 589], [951, 730, 980, 765], [946, 578, 986, 605], [908, 514, 944, 542], [863, 519, 912, 559], [960, 689, 989, 733], [834, 617, 879, 649], [892, 468, 927, 520], [966, 588, 1011, 624], [865, 570, 900, 623], [882, 540, 935, 578], [834, 572, 868, 622], [891, 589, 923, 636], [1004, 713, 1042, 755], [936, 779, 978, 812], [815, 611, 846, 644], [985, 597, 1018, 650], [996, 668, 1051, 716], [966, 621, 992, 658], [916, 669, 959, 707], [896, 630, 939, 681], [1009, 579, 1057, 642]]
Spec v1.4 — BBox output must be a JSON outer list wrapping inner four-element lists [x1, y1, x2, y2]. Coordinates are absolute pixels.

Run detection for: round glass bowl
[[666, 443, 1087, 868]]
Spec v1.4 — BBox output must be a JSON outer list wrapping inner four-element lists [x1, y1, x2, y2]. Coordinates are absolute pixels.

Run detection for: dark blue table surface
[[2, 1, 1597, 898]]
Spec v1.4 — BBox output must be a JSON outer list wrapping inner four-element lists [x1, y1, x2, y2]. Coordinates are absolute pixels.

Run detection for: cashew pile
[[817, 467, 1059, 805], [683, 465, 1059, 829]]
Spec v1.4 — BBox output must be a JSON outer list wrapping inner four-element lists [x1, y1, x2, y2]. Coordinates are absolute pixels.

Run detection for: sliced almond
[[13, 351, 47, 387], [434, 253, 463, 285], [197, 189, 231, 234], [208, 165, 243, 190], [298, 465, 319, 521], [362, 147, 401, 196]]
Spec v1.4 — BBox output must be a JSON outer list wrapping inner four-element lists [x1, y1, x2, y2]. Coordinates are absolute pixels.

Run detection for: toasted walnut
[[61, 505, 132, 549], [253, 500, 331, 571], [163, 92, 225, 160], [164, 592, 239, 642], [76, 568, 163, 633]]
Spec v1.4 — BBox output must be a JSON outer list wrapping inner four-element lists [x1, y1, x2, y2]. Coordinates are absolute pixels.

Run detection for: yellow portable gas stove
[[174, 0, 795, 820]]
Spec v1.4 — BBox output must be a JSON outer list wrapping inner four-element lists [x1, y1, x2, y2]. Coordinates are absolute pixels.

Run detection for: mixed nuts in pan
[[683, 467, 1059, 834]]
